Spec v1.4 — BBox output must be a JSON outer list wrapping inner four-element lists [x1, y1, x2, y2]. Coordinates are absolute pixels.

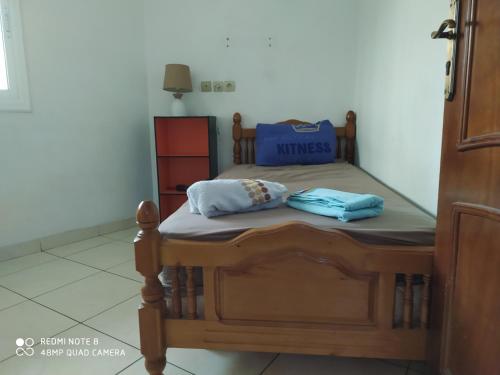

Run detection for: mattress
[[159, 163, 436, 246]]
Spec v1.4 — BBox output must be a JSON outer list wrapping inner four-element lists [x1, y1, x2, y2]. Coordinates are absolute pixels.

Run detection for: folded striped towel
[[187, 179, 288, 218], [287, 188, 384, 222]]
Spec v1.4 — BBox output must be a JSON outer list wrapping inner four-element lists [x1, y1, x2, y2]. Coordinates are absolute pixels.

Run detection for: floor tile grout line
[[1, 299, 141, 364], [0, 283, 137, 331], [114, 356, 196, 375], [40, 249, 138, 284], [98, 226, 136, 235], [0, 254, 106, 297], [1, 236, 135, 284], [103, 257, 137, 270], [0, 299, 28, 313], [101, 255, 143, 281], [0, 247, 42, 263], [102, 236, 135, 245], [28, 270, 103, 299], [26, 250, 142, 288], [0, 290, 142, 359], [102, 269, 143, 284], [0, 285, 29, 312], [39, 227, 135, 252], [167, 360, 196, 375], [82, 293, 141, 323], [0, 229, 134, 265], [259, 353, 280, 375], [1, 265, 139, 303], [21, 298, 82, 324], [101, 231, 137, 242], [33, 289, 140, 326], [60, 252, 136, 273], [80, 322, 142, 351], [47, 244, 131, 269], [40, 230, 132, 252], [42, 237, 116, 258], [1, 265, 142, 324], [0, 235, 123, 279], [0, 254, 61, 279], [115, 356, 144, 374], [0, 284, 35, 299]]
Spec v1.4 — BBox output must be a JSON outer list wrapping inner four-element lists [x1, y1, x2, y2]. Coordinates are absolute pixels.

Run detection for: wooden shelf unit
[[154, 116, 217, 221]]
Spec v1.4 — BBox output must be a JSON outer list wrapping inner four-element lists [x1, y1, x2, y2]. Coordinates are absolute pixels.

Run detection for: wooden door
[[431, 0, 500, 374]]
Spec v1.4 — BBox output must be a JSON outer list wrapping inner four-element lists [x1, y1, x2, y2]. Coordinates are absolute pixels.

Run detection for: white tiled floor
[[0, 252, 58, 278], [0, 286, 25, 310], [0, 230, 431, 375]]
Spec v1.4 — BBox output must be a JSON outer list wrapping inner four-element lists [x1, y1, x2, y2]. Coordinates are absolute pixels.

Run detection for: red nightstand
[[154, 116, 217, 221]]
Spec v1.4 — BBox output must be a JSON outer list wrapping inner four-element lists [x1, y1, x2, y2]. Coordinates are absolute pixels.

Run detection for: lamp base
[[171, 95, 187, 116]]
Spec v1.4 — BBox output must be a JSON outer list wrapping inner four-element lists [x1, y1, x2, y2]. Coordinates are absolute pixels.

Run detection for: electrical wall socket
[[201, 81, 212, 92], [213, 81, 224, 92], [224, 81, 235, 92]]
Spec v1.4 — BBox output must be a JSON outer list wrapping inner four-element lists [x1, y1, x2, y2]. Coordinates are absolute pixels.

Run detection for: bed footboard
[[135, 201, 434, 374]]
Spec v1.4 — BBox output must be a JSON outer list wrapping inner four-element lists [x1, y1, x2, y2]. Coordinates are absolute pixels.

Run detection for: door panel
[[432, 0, 500, 373], [441, 204, 500, 375], [458, 0, 500, 149]]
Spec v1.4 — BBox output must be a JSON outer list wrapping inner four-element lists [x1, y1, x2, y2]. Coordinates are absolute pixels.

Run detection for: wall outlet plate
[[224, 80, 235, 92], [201, 81, 212, 92], [213, 81, 224, 92]]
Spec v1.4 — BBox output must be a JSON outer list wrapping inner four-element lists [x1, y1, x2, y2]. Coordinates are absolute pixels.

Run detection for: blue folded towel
[[287, 188, 384, 222], [187, 179, 288, 218]]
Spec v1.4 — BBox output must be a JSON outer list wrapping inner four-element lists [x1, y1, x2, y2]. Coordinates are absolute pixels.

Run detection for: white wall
[[144, 0, 447, 214], [144, 0, 361, 200], [0, 0, 151, 247], [354, 0, 449, 214], [0, 0, 448, 248]]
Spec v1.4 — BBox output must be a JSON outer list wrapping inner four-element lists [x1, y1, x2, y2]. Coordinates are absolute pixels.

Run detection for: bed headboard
[[232, 110, 357, 165]]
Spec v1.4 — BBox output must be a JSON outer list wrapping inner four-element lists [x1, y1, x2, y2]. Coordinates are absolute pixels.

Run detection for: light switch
[[201, 81, 212, 92]]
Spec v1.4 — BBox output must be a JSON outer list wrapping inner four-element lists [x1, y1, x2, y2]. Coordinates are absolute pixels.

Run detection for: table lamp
[[163, 64, 192, 116]]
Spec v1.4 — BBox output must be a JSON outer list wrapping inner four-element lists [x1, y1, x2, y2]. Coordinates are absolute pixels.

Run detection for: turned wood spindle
[[403, 273, 413, 329], [420, 274, 431, 328], [135, 201, 167, 375], [245, 138, 250, 164], [251, 139, 255, 164], [233, 112, 242, 164], [186, 266, 197, 319], [169, 266, 182, 318], [345, 110, 356, 164]]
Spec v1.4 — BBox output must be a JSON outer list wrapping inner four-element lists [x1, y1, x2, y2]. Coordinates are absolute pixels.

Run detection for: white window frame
[[0, 0, 30, 112]]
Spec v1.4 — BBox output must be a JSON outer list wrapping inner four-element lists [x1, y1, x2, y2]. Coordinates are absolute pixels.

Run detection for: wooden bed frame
[[134, 111, 434, 375]]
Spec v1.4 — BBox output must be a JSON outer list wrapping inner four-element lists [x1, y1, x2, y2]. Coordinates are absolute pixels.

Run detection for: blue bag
[[255, 120, 336, 166]]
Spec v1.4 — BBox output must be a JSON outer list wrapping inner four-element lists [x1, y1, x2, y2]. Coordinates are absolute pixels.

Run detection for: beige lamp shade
[[163, 64, 192, 93]]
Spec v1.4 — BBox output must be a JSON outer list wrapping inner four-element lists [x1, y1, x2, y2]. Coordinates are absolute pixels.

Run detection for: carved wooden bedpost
[[135, 201, 166, 375], [233, 112, 242, 164], [346, 110, 356, 164]]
